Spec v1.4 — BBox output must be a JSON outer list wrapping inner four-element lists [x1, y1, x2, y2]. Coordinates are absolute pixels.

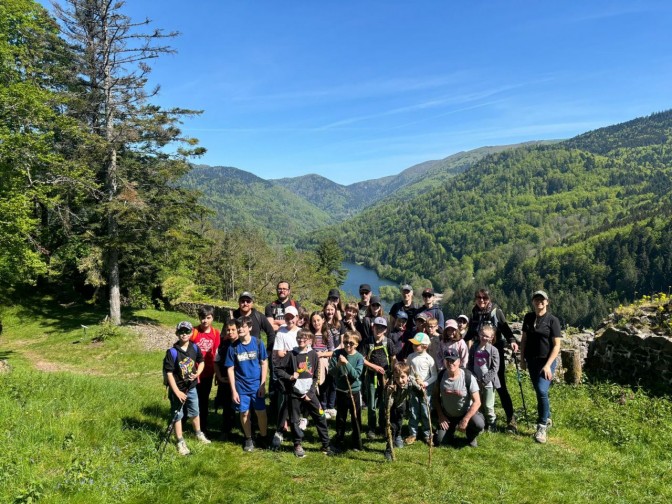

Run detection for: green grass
[[1, 298, 671, 503]]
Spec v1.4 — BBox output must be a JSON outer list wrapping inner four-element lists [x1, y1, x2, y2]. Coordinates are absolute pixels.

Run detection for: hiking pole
[[414, 372, 432, 468], [158, 402, 185, 458], [345, 374, 363, 450], [512, 351, 530, 428], [383, 374, 396, 461]]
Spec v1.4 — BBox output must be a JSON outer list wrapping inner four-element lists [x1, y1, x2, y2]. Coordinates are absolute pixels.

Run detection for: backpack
[[163, 343, 199, 387], [366, 336, 392, 368]]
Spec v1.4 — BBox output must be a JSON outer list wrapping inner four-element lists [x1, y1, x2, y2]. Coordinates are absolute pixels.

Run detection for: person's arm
[[227, 366, 240, 404], [425, 356, 438, 386], [458, 389, 481, 432], [519, 330, 528, 370], [497, 308, 518, 352], [542, 318, 562, 379], [166, 372, 186, 402], [433, 382, 449, 430], [258, 358, 268, 397]]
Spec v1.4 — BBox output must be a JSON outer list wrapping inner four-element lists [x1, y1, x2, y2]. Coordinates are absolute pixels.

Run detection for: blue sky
[[49, 1, 672, 185]]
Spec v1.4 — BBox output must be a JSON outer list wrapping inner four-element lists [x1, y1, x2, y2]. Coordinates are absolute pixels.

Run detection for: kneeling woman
[[520, 290, 562, 444]]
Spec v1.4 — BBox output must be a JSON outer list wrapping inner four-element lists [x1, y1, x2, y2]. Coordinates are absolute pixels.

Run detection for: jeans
[[527, 358, 557, 425], [408, 384, 433, 439]]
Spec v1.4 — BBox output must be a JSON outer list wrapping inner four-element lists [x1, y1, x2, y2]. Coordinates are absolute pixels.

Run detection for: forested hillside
[[306, 111, 672, 327]]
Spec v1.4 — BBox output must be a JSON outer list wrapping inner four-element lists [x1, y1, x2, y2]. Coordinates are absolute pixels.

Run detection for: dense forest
[[303, 111, 672, 327]]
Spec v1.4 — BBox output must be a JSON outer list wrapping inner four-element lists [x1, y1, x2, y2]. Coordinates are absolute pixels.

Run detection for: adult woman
[[519, 290, 562, 444]]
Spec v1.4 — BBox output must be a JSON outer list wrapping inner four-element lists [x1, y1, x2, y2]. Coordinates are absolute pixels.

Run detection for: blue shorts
[[169, 387, 199, 421], [237, 392, 266, 413]]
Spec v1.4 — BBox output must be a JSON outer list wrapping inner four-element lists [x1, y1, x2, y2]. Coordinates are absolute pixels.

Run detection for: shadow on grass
[[0, 350, 15, 360]]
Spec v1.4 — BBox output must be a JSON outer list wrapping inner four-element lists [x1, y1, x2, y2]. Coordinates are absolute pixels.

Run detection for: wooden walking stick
[[414, 372, 433, 467], [383, 374, 396, 461], [345, 373, 363, 450]]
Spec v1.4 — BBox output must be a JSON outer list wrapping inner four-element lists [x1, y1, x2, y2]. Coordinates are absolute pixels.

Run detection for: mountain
[[305, 110, 672, 327], [273, 142, 550, 220], [181, 165, 334, 242]]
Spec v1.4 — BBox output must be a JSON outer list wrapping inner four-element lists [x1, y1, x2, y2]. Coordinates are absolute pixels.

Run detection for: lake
[[340, 261, 398, 311]]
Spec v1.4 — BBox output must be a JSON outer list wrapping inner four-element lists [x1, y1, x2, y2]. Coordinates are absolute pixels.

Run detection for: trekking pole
[[383, 375, 396, 461], [414, 372, 432, 468], [158, 402, 185, 457], [512, 351, 530, 428], [345, 374, 363, 450]]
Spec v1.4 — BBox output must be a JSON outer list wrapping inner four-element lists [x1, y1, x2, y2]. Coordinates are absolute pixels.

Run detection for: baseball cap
[[371, 295, 382, 305], [176, 321, 193, 334], [443, 348, 460, 362], [532, 290, 549, 300], [444, 319, 458, 330], [422, 288, 434, 297], [410, 332, 430, 345], [415, 311, 430, 321], [359, 284, 372, 293], [395, 311, 409, 321], [238, 291, 254, 301], [328, 288, 340, 299], [457, 314, 469, 323], [373, 316, 388, 327], [284, 306, 299, 317], [401, 284, 413, 292]]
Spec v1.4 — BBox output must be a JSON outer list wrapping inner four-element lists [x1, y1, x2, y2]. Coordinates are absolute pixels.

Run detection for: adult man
[[389, 284, 418, 334], [232, 292, 276, 352], [464, 288, 519, 432], [358, 283, 372, 322], [420, 288, 444, 328], [433, 348, 484, 448], [265, 281, 301, 331]]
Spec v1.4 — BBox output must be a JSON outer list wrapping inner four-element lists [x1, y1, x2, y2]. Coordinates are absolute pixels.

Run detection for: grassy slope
[[1, 299, 671, 503]]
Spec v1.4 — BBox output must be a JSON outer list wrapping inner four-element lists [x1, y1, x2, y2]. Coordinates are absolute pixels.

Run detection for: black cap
[[443, 348, 460, 362], [238, 291, 254, 301], [359, 284, 372, 293], [370, 295, 381, 305], [422, 288, 434, 297], [328, 288, 340, 299]]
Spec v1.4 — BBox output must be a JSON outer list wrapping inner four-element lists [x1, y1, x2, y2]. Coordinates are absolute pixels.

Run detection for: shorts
[[169, 387, 199, 422], [237, 392, 266, 413]]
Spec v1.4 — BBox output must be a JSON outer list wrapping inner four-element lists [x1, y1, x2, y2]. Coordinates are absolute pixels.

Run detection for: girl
[[323, 300, 344, 417], [430, 319, 469, 372], [468, 324, 500, 431], [362, 296, 387, 344], [309, 311, 335, 412]]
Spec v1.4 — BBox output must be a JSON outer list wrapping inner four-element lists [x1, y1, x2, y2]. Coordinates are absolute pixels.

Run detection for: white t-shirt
[[273, 325, 299, 352], [408, 351, 437, 386]]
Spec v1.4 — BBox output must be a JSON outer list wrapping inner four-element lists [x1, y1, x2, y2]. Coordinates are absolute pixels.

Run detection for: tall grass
[[1, 299, 671, 503]]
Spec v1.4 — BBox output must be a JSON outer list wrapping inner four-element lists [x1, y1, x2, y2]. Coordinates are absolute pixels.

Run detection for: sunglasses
[[177, 329, 191, 336], [344, 341, 356, 347], [475, 296, 489, 300], [240, 299, 252, 304]]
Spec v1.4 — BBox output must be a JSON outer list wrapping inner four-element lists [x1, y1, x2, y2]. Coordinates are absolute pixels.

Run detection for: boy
[[224, 316, 269, 452], [163, 321, 211, 456], [329, 330, 364, 451], [214, 319, 238, 440], [406, 332, 437, 445], [274, 329, 334, 457], [363, 317, 395, 439], [271, 305, 300, 448], [190, 306, 220, 434], [382, 362, 416, 461], [388, 311, 407, 358]]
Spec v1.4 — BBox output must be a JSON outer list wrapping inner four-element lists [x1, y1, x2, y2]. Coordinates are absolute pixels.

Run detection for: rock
[[0, 359, 11, 374]]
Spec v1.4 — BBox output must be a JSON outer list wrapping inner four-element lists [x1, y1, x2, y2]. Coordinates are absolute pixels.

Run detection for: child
[[342, 301, 361, 336], [430, 319, 469, 372], [163, 321, 211, 456], [274, 329, 335, 457], [224, 316, 269, 452], [323, 300, 344, 418], [190, 306, 221, 434], [388, 311, 407, 358], [406, 332, 437, 445], [426, 317, 440, 339], [309, 311, 335, 412], [214, 319, 238, 440], [362, 317, 395, 439], [468, 324, 501, 431], [328, 330, 364, 451], [382, 362, 416, 461]]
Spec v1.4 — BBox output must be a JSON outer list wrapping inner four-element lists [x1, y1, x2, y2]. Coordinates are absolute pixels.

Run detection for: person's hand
[[291, 372, 299, 381], [232, 390, 240, 404], [510, 342, 519, 353], [338, 355, 348, 365], [457, 418, 468, 432], [302, 394, 311, 402], [439, 419, 449, 431], [542, 365, 553, 380], [257, 384, 266, 398], [176, 390, 187, 403], [375, 365, 385, 375]]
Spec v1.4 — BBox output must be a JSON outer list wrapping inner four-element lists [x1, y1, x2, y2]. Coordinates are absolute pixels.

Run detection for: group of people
[[162, 282, 562, 458]]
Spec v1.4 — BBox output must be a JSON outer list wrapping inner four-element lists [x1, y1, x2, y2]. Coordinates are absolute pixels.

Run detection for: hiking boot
[[294, 444, 306, 458], [176, 440, 190, 456], [467, 437, 478, 448], [195, 431, 211, 444], [322, 445, 339, 456], [404, 435, 416, 445], [298, 417, 308, 431], [243, 438, 255, 452], [394, 436, 404, 448], [534, 424, 547, 444], [366, 430, 377, 440], [505, 416, 518, 434], [271, 431, 283, 451], [384, 449, 393, 462]]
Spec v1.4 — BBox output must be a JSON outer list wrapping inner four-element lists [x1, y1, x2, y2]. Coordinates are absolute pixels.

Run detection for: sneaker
[[394, 436, 404, 449], [384, 449, 393, 462], [366, 431, 376, 440], [484, 423, 496, 434], [294, 444, 306, 458], [298, 417, 308, 431], [467, 438, 478, 448], [424, 436, 434, 447], [243, 438, 255, 452], [324, 411, 332, 420], [546, 418, 553, 429], [326, 408, 337, 418], [195, 431, 211, 444], [534, 424, 547, 444], [404, 435, 416, 445], [271, 432, 283, 451], [506, 416, 518, 434], [322, 445, 339, 456], [176, 440, 190, 456]]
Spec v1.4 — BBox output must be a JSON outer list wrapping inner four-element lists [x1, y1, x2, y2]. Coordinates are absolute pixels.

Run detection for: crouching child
[[275, 329, 335, 457], [381, 361, 416, 461], [163, 321, 212, 456]]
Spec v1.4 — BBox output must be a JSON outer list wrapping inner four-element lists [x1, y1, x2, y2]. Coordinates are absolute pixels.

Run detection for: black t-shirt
[[364, 337, 395, 372], [265, 299, 301, 321], [232, 308, 276, 348], [390, 301, 418, 334], [522, 311, 562, 360]]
